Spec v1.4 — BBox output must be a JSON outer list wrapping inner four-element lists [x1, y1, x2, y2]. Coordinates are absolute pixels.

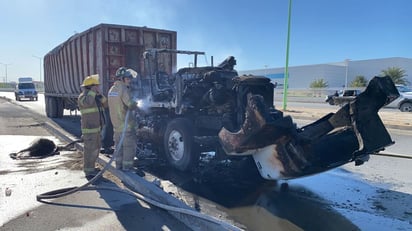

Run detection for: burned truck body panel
[[219, 76, 399, 180]]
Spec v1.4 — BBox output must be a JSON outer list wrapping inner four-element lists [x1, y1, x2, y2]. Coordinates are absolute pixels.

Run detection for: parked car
[[396, 85, 412, 94], [325, 89, 362, 106], [384, 85, 412, 112]]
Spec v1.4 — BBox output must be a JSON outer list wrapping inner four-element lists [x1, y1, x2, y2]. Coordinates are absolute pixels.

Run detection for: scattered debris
[[5, 187, 12, 197], [9, 138, 82, 160]]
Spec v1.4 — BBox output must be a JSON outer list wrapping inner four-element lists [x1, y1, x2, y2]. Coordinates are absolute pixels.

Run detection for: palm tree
[[350, 75, 368, 87], [310, 78, 328, 97], [380, 67, 410, 85], [310, 78, 328, 88]]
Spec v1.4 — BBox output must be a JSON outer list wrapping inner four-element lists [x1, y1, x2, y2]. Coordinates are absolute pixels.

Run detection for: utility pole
[[32, 55, 42, 82]]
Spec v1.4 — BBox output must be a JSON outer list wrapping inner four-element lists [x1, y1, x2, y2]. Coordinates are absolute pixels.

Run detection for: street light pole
[[345, 59, 350, 89], [32, 55, 42, 82], [282, 0, 292, 111], [0, 62, 11, 83]]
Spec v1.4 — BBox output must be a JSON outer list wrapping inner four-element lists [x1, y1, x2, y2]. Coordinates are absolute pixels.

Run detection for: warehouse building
[[239, 57, 412, 90]]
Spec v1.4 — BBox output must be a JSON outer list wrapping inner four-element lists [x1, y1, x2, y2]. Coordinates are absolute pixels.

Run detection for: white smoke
[[136, 95, 152, 113]]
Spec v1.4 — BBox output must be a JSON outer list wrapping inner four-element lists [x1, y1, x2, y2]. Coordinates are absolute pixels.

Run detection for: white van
[[14, 77, 38, 101]]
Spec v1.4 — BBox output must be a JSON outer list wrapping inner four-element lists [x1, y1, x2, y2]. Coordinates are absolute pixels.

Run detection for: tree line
[[310, 67, 409, 88]]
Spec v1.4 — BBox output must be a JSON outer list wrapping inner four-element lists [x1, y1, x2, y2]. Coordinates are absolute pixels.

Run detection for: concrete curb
[[95, 156, 241, 231]]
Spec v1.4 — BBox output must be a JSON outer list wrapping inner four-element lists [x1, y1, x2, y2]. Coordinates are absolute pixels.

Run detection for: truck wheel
[[400, 102, 412, 112], [56, 98, 64, 118], [164, 118, 199, 171], [45, 96, 50, 117], [48, 97, 58, 118]]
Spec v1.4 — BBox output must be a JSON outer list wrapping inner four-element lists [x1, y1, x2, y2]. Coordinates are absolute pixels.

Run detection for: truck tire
[[50, 97, 58, 118], [164, 118, 199, 171], [45, 96, 51, 117], [55, 97, 64, 118], [400, 102, 412, 112], [47, 97, 58, 118], [45, 97, 49, 117]]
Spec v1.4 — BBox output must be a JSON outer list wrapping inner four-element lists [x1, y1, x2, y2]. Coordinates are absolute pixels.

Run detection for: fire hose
[[371, 152, 412, 159], [36, 110, 242, 231]]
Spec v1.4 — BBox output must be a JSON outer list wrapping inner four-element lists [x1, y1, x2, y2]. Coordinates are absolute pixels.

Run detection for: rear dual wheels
[[45, 96, 64, 118], [164, 118, 199, 171]]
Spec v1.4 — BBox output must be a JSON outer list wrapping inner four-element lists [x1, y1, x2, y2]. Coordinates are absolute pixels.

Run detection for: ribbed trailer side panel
[[44, 23, 177, 118]]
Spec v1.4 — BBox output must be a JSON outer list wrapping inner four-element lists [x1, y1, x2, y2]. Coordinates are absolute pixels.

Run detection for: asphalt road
[[1, 92, 412, 230]]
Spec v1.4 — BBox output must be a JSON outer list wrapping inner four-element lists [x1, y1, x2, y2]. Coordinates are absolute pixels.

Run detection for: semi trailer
[[43, 23, 177, 118]]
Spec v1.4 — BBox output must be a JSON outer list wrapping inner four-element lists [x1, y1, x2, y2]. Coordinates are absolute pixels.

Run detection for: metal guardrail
[[0, 88, 44, 93], [0, 88, 14, 92]]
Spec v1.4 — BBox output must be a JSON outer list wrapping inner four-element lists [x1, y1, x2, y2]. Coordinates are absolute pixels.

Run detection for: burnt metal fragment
[[218, 76, 399, 179]]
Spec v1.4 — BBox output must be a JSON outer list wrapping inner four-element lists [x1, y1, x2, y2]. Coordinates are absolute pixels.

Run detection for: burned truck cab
[[133, 50, 282, 171], [132, 48, 400, 180]]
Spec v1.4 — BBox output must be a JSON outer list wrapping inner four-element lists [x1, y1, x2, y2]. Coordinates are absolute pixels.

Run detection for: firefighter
[[108, 67, 143, 175], [78, 74, 108, 179]]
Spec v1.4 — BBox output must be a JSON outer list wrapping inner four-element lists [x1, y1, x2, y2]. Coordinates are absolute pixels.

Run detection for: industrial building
[[239, 57, 412, 90]]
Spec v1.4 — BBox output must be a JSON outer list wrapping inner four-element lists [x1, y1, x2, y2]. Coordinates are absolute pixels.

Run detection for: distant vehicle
[[395, 84, 412, 94], [14, 77, 38, 101], [325, 89, 362, 106], [384, 85, 412, 112]]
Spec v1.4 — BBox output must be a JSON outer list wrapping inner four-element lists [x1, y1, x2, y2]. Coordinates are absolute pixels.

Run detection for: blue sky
[[0, 0, 411, 82]]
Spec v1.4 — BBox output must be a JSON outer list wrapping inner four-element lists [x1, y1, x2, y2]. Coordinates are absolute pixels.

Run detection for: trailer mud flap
[[218, 76, 400, 180]]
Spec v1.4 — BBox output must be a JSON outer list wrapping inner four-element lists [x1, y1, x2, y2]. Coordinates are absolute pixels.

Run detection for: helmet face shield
[[123, 71, 133, 79]]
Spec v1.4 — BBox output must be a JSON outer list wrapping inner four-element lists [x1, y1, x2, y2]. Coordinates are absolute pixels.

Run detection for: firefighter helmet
[[81, 74, 100, 87], [115, 67, 133, 79]]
